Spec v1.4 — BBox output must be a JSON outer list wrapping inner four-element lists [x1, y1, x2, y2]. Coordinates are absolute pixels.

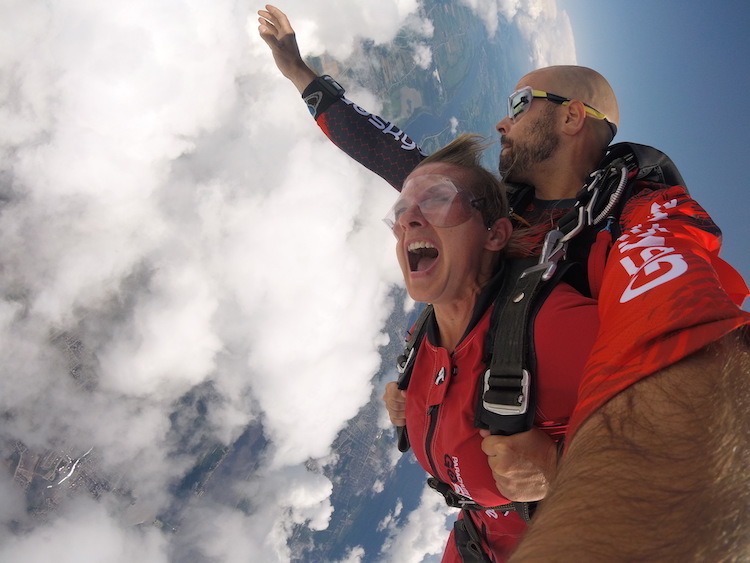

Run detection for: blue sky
[[560, 0, 750, 285]]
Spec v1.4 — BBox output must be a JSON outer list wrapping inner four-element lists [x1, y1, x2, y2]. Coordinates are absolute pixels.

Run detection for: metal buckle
[[519, 228, 566, 282], [560, 169, 605, 244], [482, 368, 530, 416], [396, 346, 415, 374]]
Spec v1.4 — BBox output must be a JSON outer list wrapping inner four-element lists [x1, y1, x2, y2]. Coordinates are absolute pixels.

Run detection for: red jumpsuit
[[406, 281, 599, 561]]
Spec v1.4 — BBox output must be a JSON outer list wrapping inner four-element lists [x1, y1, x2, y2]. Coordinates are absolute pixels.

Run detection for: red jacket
[[570, 184, 750, 436]]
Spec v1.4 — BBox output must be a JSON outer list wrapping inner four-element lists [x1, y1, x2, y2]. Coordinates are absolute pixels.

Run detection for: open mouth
[[407, 241, 439, 272]]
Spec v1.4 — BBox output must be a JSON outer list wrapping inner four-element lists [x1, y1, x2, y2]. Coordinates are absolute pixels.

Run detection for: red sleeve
[[314, 98, 426, 190], [568, 185, 750, 437]]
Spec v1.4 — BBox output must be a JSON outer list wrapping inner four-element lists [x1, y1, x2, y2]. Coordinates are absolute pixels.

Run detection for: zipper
[[424, 404, 441, 478]]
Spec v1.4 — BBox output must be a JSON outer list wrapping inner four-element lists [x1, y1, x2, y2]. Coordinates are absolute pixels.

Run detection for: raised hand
[[257, 4, 317, 93]]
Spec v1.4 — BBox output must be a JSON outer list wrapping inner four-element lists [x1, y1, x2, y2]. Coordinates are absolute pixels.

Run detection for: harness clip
[[560, 163, 629, 244], [396, 346, 415, 375], [560, 169, 605, 244], [520, 228, 566, 282], [482, 369, 530, 416]]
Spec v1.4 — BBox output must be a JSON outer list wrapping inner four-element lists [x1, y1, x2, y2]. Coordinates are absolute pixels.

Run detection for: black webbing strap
[[427, 477, 537, 523], [428, 477, 513, 512], [608, 142, 686, 189], [454, 509, 493, 563], [513, 500, 537, 522], [478, 258, 543, 435], [395, 304, 434, 453]]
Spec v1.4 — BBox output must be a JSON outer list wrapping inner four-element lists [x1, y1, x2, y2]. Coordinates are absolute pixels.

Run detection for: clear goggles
[[383, 175, 481, 237], [507, 86, 616, 136]]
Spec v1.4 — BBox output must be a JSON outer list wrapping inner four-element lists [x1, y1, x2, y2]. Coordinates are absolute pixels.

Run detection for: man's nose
[[496, 115, 512, 134]]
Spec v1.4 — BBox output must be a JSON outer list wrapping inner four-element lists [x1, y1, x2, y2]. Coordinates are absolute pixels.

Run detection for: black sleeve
[[302, 78, 427, 191]]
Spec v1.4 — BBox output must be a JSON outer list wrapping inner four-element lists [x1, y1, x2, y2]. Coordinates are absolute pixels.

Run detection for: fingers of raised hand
[[258, 5, 293, 35]]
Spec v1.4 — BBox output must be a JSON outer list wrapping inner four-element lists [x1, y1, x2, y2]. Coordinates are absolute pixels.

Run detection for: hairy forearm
[[510, 330, 750, 561]]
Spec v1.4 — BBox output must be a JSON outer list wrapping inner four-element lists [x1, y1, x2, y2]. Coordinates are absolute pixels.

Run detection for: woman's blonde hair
[[416, 134, 539, 258], [418, 134, 508, 228]]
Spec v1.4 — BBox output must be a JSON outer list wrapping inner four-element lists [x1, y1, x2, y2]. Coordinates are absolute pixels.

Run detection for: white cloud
[[379, 485, 454, 563], [338, 546, 366, 563], [458, 0, 576, 66], [175, 465, 336, 562], [450, 116, 460, 135], [412, 42, 434, 69], [405, 11, 436, 37], [0, 0, 411, 558], [259, 0, 425, 61], [0, 497, 169, 563], [378, 497, 404, 532], [0, 0, 568, 559]]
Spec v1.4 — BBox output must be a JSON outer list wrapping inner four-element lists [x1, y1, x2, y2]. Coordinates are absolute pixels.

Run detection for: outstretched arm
[[257, 5, 426, 189], [258, 4, 316, 93], [510, 331, 750, 561]]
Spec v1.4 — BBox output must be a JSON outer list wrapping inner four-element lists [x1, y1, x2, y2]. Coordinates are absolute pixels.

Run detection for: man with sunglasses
[[259, 5, 750, 561], [499, 71, 618, 197]]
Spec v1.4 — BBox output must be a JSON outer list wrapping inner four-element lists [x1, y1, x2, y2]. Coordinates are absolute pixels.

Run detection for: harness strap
[[479, 258, 543, 435], [454, 509, 493, 563], [395, 304, 433, 453], [555, 141, 685, 253], [608, 142, 686, 189], [427, 477, 537, 523], [428, 478, 512, 511]]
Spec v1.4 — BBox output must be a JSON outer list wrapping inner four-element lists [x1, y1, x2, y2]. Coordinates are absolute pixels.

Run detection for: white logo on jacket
[[435, 367, 446, 385], [617, 200, 688, 303]]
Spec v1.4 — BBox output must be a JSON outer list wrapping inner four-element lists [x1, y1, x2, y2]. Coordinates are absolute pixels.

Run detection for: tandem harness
[[392, 143, 686, 535]]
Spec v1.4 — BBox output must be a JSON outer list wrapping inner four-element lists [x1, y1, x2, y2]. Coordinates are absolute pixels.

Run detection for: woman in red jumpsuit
[[382, 134, 599, 562]]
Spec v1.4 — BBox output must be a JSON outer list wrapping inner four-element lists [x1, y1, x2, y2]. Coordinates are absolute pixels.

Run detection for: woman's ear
[[485, 217, 512, 251]]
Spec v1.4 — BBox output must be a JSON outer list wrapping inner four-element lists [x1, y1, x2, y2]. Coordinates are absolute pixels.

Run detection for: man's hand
[[382, 381, 407, 427], [257, 5, 317, 93], [479, 428, 558, 502]]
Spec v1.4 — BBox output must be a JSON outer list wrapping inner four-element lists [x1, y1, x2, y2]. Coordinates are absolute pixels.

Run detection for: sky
[[559, 0, 750, 284], [0, 1, 747, 562]]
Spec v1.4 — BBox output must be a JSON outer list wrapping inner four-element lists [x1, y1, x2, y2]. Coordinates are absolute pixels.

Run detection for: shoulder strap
[[477, 257, 574, 435], [478, 142, 688, 435], [605, 142, 687, 189], [396, 304, 434, 390], [394, 303, 433, 452], [549, 141, 687, 291]]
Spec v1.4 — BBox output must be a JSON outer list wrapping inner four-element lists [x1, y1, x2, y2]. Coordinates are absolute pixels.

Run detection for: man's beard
[[499, 107, 559, 184]]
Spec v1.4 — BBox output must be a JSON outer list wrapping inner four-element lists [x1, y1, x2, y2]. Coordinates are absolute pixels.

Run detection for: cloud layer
[[0, 0, 573, 560]]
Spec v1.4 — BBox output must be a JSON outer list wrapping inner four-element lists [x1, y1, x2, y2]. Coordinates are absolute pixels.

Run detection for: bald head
[[519, 65, 619, 137]]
